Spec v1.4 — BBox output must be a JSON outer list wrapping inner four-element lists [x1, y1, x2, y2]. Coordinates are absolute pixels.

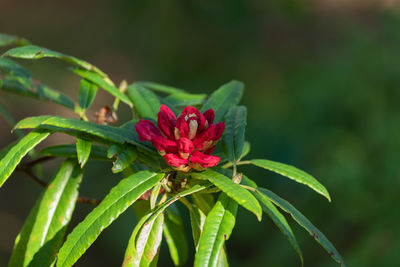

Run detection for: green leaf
[[76, 138, 92, 168], [39, 144, 108, 161], [0, 130, 50, 188], [194, 193, 237, 267], [73, 68, 133, 107], [253, 190, 303, 266], [191, 170, 262, 221], [223, 106, 247, 162], [56, 171, 165, 267], [0, 101, 24, 138], [200, 81, 244, 122], [191, 193, 214, 215], [190, 205, 207, 250], [0, 57, 31, 77], [128, 84, 161, 120], [9, 160, 83, 267], [109, 145, 137, 174], [0, 33, 30, 47], [3, 45, 106, 77], [163, 207, 189, 266], [164, 92, 206, 107], [249, 159, 331, 201], [78, 79, 98, 111], [135, 81, 185, 94], [256, 188, 345, 266], [239, 141, 250, 161], [147, 183, 210, 224], [123, 213, 164, 267], [15, 116, 154, 152], [0, 74, 76, 110]]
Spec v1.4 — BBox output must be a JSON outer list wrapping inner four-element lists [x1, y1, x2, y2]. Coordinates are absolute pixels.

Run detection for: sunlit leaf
[[249, 159, 331, 201], [223, 106, 247, 162], [39, 144, 108, 161], [190, 205, 206, 250], [76, 138, 92, 168], [191, 170, 262, 221], [73, 68, 133, 107], [0, 130, 50, 188], [108, 144, 137, 173], [256, 187, 345, 266], [56, 171, 165, 267], [15, 116, 154, 152], [200, 80, 244, 122], [78, 79, 98, 111], [194, 193, 237, 267], [123, 213, 164, 267], [3, 45, 106, 77], [9, 160, 83, 267]]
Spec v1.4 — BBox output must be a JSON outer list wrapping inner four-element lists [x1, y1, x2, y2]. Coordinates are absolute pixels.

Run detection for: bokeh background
[[1, 0, 400, 266]]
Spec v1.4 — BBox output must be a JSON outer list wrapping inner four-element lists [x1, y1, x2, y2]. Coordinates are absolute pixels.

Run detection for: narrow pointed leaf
[[223, 106, 247, 162], [0, 130, 50, 188], [194, 193, 237, 267], [200, 80, 244, 122], [3, 45, 106, 77], [0, 101, 23, 138], [147, 183, 210, 224], [56, 171, 165, 267], [73, 68, 133, 107], [0, 33, 30, 47], [163, 207, 189, 266], [253, 190, 303, 266], [135, 81, 185, 94], [191, 170, 262, 221], [191, 193, 214, 215], [164, 92, 206, 107], [0, 57, 31, 77], [249, 159, 331, 201], [123, 213, 164, 267], [15, 116, 153, 152], [1, 74, 76, 110], [39, 144, 108, 161], [128, 84, 161, 120], [9, 160, 83, 267], [78, 79, 98, 110], [190, 205, 206, 250], [256, 187, 345, 266], [76, 138, 92, 168], [111, 145, 137, 173], [239, 141, 250, 161]]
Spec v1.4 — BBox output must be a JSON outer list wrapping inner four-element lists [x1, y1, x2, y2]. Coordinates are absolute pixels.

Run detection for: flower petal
[[135, 120, 162, 141], [164, 153, 188, 167], [157, 104, 176, 139], [189, 151, 220, 170], [193, 122, 225, 151], [178, 137, 194, 159], [175, 116, 189, 139], [203, 109, 215, 125], [151, 136, 178, 155]]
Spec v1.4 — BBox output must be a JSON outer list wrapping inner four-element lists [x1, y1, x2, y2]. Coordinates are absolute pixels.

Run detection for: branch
[[16, 168, 102, 205]]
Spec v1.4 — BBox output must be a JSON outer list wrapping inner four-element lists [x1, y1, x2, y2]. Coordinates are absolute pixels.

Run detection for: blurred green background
[[1, 0, 400, 266]]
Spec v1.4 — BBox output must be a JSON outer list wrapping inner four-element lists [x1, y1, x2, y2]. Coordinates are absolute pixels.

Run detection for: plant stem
[[240, 184, 257, 192], [179, 197, 193, 211]]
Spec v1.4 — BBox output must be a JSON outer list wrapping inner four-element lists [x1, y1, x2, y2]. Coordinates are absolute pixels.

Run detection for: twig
[[25, 156, 54, 168], [77, 197, 102, 205], [16, 168, 102, 205]]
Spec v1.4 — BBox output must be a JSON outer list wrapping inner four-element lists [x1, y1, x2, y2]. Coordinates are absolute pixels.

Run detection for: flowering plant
[[0, 33, 345, 267]]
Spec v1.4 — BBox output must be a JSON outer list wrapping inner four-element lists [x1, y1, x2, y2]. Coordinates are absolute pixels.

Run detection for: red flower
[[135, 105, 224, 171]]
